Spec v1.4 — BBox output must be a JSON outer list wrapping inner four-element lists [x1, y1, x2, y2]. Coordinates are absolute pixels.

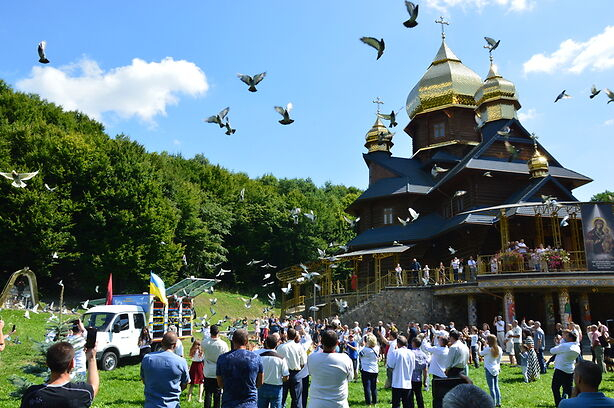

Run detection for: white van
[[82, 305, 147, 371]]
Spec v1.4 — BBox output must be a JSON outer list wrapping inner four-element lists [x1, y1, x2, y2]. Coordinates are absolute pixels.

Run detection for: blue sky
[[1, 0, 613, 200]]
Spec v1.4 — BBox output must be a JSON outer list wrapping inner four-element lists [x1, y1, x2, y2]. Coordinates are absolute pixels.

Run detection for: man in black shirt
[[21, 341, 99, 407]]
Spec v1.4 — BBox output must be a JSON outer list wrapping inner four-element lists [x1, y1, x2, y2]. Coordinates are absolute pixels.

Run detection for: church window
[[433, 122, 445, 138], [383, 208, 393, 225]]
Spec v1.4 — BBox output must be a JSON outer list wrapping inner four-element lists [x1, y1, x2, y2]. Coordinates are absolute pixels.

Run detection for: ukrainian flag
[[150, 272, 168, 305]]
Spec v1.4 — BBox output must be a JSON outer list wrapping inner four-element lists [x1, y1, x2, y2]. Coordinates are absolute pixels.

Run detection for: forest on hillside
[[0, 80, 362, 296]]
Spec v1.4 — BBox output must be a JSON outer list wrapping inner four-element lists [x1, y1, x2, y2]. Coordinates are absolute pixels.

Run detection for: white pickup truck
[[82, 277, 217, 370]]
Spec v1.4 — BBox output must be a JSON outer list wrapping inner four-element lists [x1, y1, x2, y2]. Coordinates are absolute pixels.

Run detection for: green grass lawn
[[1, 306, 612, 407], [192, 289, 280, 325]]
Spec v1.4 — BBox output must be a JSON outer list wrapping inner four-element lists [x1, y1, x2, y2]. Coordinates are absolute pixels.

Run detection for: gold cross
[[435, 16, 449, 39], [372, 97, 384, 114]]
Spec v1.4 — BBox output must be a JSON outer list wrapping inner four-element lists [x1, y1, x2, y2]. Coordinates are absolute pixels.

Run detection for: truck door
[[111, 313, 131, 356], [132, 313, 146, 356]]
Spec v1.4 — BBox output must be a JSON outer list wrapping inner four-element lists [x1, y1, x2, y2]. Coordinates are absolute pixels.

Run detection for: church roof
[[347, 212, 495, 248], [503, 175, 576, 205], [406, 39, 483, 119]]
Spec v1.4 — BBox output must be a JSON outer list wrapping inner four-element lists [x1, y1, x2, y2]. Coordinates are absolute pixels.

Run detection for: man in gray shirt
[[446, 331, 470, 377], [533, 321, 547, 374]]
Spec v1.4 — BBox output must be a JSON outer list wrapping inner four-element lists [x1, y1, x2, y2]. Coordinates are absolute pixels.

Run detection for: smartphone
[[85, 327, 97, 349], [11, 324, 16, 333]]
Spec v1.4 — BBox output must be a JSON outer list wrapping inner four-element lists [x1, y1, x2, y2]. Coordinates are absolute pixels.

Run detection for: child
[[519, 344, 529, 383], [469, 327, 480, 368], [187, 340, 204, 402]]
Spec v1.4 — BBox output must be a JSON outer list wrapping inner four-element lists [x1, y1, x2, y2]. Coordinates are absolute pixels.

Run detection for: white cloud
[[604, 119, 614, 126], [16, 57, 208, 122], [425, 0, 535, 13], [518, 108, 537, 122], [173, 139, 182, 145], [523, 26, 614, 75]]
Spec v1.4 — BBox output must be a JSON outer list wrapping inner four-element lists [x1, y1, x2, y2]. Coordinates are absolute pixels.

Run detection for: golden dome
[[406, 39, 483, 119], [365, 117, 394, 154], [528, 149, 549, 179], [474, 61, 521, 123]]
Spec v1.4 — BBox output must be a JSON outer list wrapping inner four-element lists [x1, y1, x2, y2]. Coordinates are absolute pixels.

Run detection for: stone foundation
[[340, 286, 467, 327]]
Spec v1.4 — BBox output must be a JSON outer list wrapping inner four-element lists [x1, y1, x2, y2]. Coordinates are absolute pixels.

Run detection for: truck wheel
[[101, 351, 118, 371]]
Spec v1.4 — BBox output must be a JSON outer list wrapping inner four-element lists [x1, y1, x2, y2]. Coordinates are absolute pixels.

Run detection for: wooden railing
[[478, 250, 588, 275]]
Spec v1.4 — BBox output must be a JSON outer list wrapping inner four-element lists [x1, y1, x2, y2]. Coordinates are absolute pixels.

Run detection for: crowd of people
[[11, 312, 614, 408]]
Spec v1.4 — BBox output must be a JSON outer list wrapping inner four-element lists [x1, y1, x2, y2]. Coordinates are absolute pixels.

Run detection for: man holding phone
[[20, 341, 99, 407], [67, 319, 88, 381]]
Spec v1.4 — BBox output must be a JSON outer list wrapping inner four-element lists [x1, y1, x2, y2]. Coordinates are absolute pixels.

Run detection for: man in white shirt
[[387, 335, 416, 408], [550, 330, 581, 407], [277, 328, 307, 408], [494, 316, 506, 348], [203, 325, 229, 408], [384, 331, 399, 389], [306, 329, 353, 408], [446, 331, 470, 377], [258, 335, 289, 408], [66, 319, 87, 381], [510, 320, 523, 366], [421, 336, 449, 380]]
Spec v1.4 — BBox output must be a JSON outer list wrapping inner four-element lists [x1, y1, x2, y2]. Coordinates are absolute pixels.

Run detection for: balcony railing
[[478, 250, 587, 275]]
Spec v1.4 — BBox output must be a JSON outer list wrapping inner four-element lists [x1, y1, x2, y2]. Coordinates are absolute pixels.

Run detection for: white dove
[[263, 273, 271, 280], [45, 183, 57, 192], [24, 310, 30, 319], [0, 170, 39, 188], [408, 208, 419, 221], [281, 283, 292, 295], [216, 268, 231, 277], [560, 215, 570, 227]]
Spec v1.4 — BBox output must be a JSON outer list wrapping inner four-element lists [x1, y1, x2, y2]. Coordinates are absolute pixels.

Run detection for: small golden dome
[[528, 149, 549, 178], [365, 117, 394, 154], [406, 39, 483, 119], [474, 61, 521, 124]]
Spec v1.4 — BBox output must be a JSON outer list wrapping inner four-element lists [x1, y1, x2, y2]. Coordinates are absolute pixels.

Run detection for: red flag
[[106, 273, 113, 305]]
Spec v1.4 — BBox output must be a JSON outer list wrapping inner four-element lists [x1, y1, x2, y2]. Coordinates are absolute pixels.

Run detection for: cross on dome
[[435, 16, 449, 39]]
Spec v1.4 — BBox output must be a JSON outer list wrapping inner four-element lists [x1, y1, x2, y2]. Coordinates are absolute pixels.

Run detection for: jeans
[[411, 381, 424, 408], [536, 348, 546, 374], [552, 369, 573, 407], [485, 369, 501, 406], [453, 268, 459, 281], [594, 345, 606, 373], [204, 377, 221, 408], [391, 387, 413, 408], [385, 366, 393, 388], [282, 370, 302, 408], [258, 383, 283, 408], [513, 343, 522, 366], [361, 370, 378, 405]]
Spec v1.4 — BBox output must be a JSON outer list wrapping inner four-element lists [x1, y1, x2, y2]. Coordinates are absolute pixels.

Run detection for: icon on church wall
[[581, 203, 614, 270]]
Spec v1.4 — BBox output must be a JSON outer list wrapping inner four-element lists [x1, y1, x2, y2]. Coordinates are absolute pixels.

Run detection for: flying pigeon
[[304, 210, 316, 222], [0, 170, 39, 188], [31, 304, 39, 314], [261, 263, 277, 269], [449, 246, 457, 254], [377, 110, 398, 127], [58, 280, 63, 287], [182, 254, 188, 266], [205, 107, 230, 128], [484, 37, 500, 52], [483, 171, 493, 177], [301, 271, 321, 281], [242, 294, 258, 308], [605, 88, 614, 104], [309, 304, 327, 312], [403, 1, 419, 28], [392, 241, 403, 246], [210, 298, 217, 305], [338, 245, 349, 252], [299, 263, 308, 272], [398, 216, 411, 226], [343, 216, 360, 228], [560, 215, 570, 227], [474, 113, 485, 130], [209, 307, 217, 316], [239, 188, 245, 201], [408, 207, 419, 221], [317, 248, 327, 258], [216, 268, 231, 277], [38, 41, 50, 64], [504, 140, 521, 162], [274, 103, 294, 125], [554, 90, 571, 103], [454, 190, 467, 198], [81, 300, 89, 309], [590, 85, 601, 99], [263, 273, 271, 280], [45, 183, 57, 192], [224, 119, 236, 135], [431, 165, 449, 178], [24, 310, 30, 319], [497, 126, 511, 137], [360, 37, 385, 60], [262, 281, 274, 287], [237, 72, 266, 92], [281, 283, 292, 295], [51, 251, 59, 259], [541, 195, 558, 206], [296, 277, 305, 283], [267, 292, 276, 306], [95, 285, 99, 293], [335, 298, 349, 313]]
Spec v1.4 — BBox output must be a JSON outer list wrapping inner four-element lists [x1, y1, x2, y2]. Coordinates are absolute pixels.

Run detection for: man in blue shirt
[[216, 329, 263, 408], [141, 331, 190, 408], [560, 360, 614, 407], [345, 334, 359, 379]]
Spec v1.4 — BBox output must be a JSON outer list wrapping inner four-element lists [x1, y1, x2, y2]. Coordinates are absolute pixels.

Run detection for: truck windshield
[[83, 312, 115, 331]]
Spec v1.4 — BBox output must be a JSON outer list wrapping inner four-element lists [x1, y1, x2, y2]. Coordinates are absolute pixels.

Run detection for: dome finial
[[372, 96, 384, 114], [435, 16, 449, 39], [528, 134, 548, 179]]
